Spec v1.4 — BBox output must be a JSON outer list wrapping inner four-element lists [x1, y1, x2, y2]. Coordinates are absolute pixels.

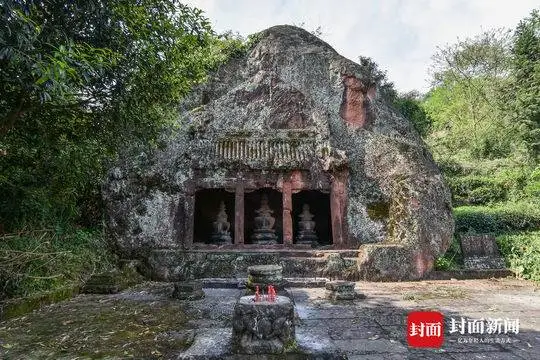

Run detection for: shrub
[[434, 235, 463, 270], [0, 228, 115, 299], [454, 202, 540, 234], [497, 231, 540, 282], [447, 175, 508, 206]]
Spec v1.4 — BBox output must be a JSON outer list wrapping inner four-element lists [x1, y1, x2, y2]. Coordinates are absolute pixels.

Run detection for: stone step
[[145, 249, 360, 281], [185, 248, 360, 258]]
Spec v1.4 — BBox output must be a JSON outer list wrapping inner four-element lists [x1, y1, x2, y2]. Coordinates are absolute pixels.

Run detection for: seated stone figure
[[251, 194, 278, 245], [296, 204, 318, 246], [211, 201, 232, 244]]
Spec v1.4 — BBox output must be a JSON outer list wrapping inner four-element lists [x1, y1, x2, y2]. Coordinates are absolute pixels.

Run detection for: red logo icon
[[407, 311, 444, 348]]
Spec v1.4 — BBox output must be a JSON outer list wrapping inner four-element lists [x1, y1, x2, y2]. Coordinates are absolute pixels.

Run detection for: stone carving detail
[[211, 201, 232, 244], [232, 295, 295, 354], [103, 25, 455, 281], [251, 194, 278, 245], [215, 138, 314, 162], [190, 135, 333, 169], [296, 204, 319, 246]]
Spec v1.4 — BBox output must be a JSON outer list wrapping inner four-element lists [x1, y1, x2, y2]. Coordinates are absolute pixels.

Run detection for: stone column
[[235, 183, 245, 245], [184, 193, 195, 249], [282, 180, 293, 246], [330, 172, 348, 247]]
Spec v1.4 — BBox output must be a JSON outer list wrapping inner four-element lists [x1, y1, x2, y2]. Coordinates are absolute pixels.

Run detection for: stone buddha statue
[[211, 201, 232, 244], [251, 194, 278, 245], [296, 204, 318, 246]]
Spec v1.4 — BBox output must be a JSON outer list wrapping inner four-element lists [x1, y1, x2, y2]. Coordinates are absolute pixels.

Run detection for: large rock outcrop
[[103, 25, 454, 281]]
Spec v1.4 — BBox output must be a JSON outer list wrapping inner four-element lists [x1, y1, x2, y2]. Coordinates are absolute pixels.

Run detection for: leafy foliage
[[434, 235, 463, 271], [358, 56, 398, 101], [421, 14, 539, 209], [0, 1, 233, 230], [506, 9, 540, 159], [392, 91, 432, 137]]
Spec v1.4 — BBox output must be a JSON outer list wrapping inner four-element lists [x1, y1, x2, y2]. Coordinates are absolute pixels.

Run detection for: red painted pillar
[[282, 181, 293, 246], [235, 183, 244, 245]]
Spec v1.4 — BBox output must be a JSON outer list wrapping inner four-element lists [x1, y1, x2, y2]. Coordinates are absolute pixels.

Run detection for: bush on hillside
[[497, 231, 540, 282], [0, 228, 114, 300], [454, 202, 540, 234]]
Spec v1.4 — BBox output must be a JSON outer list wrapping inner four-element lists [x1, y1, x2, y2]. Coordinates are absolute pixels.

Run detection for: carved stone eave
[[189, 130, 337, 171]]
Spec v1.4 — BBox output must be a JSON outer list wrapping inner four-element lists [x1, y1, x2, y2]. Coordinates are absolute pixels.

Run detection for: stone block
[[172, 281, 205, 300], [325, 280, 361, 301], [81, 260, 144, 294], [232, 295, 295, 354], [247, 264, 286, 290]]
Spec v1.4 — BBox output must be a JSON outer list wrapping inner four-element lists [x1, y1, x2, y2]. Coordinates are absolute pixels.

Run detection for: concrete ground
[[0, 278, 538, 359]]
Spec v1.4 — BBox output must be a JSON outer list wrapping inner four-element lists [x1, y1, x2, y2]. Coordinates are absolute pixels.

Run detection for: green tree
[[393, 91, 432, 137], [507, 9, 540, 160], [423, 29, 519, 160], [0, 1, 230, 230]]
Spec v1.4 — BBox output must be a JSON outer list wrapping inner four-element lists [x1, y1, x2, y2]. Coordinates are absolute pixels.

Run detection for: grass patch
[[0, 285, 193, 359], [403, 286, 468, 301], [0, 227, 115, 300]]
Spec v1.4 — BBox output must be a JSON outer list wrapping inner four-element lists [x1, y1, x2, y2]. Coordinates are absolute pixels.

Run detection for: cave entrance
[[193, 189, 235, 244], [292, 190, 332, 245], [244, 188, 283, 245]]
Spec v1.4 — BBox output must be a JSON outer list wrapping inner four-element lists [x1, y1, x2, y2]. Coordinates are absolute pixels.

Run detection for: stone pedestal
[[325, 280, 358, 300], [172, 281, 205, 300], [247, 265, 286, 290], [232, 295, 295, 354], [251, 229, 278, 245]]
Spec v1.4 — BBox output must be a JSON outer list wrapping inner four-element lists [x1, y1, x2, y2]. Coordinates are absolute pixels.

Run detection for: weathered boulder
[[103, 25, 454, 281]]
